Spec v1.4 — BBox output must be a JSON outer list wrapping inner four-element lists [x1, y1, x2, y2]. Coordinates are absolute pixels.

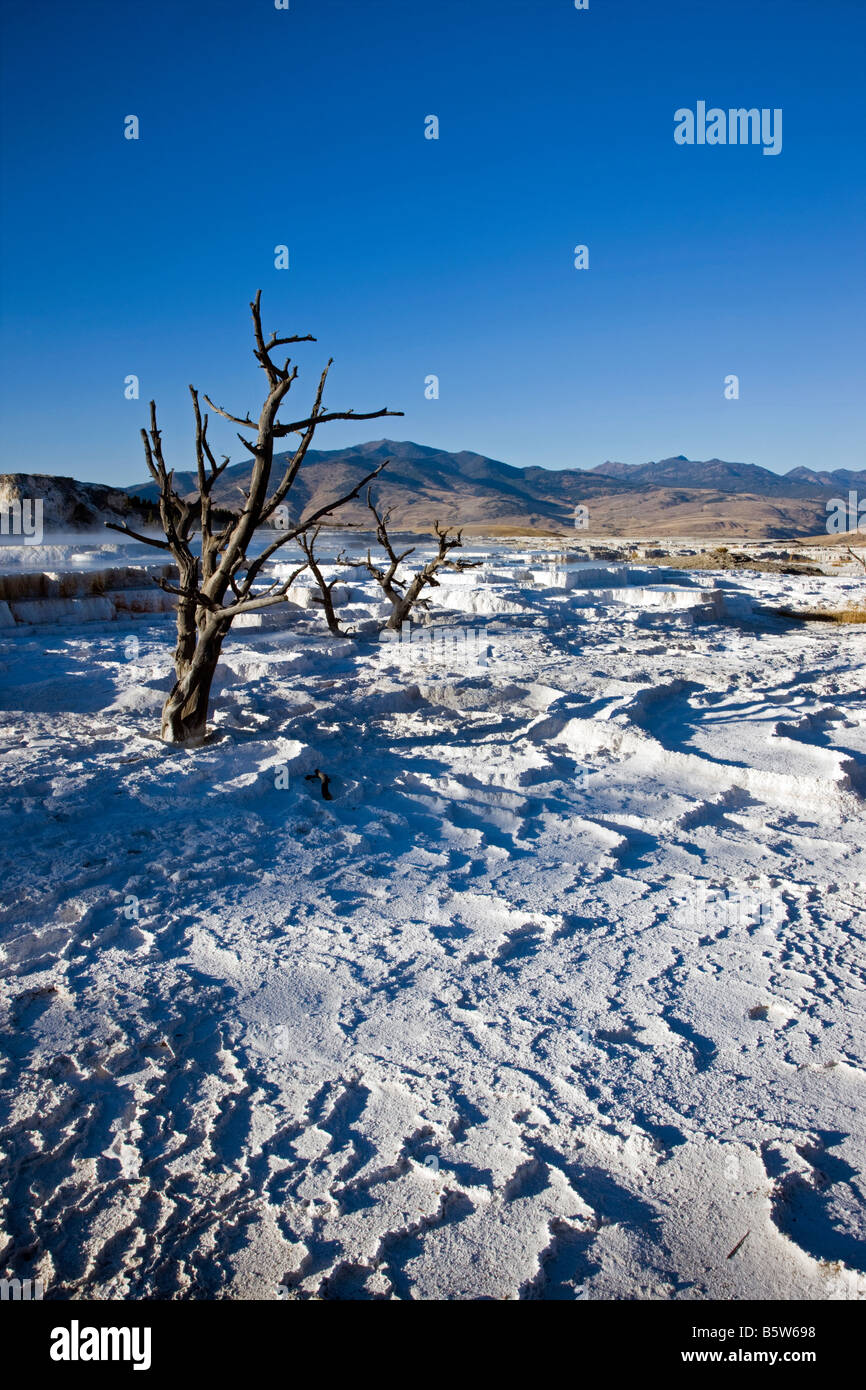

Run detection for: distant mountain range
[[3, 444, 864, 538], [122, 440, 866, 538], [588, 456, 866, 496]]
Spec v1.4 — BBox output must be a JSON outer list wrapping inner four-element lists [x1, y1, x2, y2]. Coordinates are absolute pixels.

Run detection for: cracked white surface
[[0, 556, 864, 1299]]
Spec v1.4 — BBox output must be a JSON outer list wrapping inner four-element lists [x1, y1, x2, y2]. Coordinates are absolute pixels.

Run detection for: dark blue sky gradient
[[1, 0, 864, 484]]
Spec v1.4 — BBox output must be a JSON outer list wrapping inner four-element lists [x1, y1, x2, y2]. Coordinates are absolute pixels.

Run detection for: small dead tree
[[845, 545, 866, 573], [296, 527, 350, 637], [107, 293, 402, 744], [356, 492, 482, 630]]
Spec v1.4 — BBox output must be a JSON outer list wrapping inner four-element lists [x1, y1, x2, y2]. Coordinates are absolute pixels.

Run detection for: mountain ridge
[[119, 440, 865, 537], [124, 440, 865, 503], [4, 444, 864, 538]]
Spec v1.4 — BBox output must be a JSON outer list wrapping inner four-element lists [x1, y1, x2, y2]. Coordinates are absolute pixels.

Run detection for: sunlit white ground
[[1, 547, 864, 1300]]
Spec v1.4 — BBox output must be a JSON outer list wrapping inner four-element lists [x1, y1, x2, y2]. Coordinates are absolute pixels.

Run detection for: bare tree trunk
[[172, 554, 199, 672], [385, 575, 426, 630], [160, 656, 217, 745], [160, 617, 230, 745], [313, 574, 343, 636], [298, 527, 347, 636]]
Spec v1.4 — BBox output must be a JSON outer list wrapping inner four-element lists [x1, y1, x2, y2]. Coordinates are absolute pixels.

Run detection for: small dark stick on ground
[[305, 769, 332, 800], [726, 1231, 750, 1260]]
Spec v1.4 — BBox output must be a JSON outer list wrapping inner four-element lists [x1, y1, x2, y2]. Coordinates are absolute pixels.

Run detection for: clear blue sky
[[1, 0, 864, 485]]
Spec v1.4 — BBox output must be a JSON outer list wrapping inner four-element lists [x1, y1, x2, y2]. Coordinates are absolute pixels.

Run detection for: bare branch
[[209, 562, 310, 620], [104, 520, 171, 551], [202, 397, 259, 429], [239, 461, 389, 593], [259, 360, 333, 523], [272, 406, 402, 439]]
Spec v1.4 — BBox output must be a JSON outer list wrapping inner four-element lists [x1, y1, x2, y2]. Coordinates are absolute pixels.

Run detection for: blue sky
[[1, 0, 864, 484]]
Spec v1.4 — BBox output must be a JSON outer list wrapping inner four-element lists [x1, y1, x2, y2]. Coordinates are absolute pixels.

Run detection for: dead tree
[[106, 293, 402, 745], [355, 492, 481, 630], [845, 545, 866, 573], [296, 527, 350, 636]]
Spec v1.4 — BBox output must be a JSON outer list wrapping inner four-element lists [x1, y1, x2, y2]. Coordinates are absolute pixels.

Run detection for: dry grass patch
[[775, 604, 866, 624]]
